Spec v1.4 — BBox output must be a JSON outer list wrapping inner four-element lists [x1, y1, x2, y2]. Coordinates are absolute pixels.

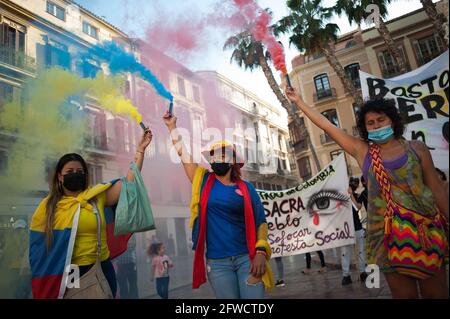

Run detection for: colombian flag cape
[[190, 167, 274, 291], [29, 182, 131, 299]]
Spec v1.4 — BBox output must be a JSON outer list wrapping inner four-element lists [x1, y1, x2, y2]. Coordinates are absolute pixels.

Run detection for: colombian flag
[[29, 181, 131, 299]]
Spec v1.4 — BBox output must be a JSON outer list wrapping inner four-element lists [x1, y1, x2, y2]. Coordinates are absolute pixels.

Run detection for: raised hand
[[163, 111, 177, 131]]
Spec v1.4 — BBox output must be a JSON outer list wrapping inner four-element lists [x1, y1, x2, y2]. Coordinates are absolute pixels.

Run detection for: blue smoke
[[86, 41, 173, 102]]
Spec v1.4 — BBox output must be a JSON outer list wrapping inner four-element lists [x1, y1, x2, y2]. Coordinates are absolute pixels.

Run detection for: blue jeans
[[207, 254, 265, 299], [156, 276, 170, 299]]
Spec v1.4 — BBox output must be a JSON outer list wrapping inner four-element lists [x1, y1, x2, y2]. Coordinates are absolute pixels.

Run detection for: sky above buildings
[[75, 0, 424, 108]]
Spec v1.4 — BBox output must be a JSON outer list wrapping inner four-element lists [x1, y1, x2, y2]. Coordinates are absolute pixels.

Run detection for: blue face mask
[[368, 125, 394, 144]]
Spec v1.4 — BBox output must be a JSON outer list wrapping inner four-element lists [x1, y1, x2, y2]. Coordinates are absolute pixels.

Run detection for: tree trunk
[[377, 18, 408, 74], [321, 43, 364, 107], [256, 44, 322, 172], [421, 0, 448, 47]]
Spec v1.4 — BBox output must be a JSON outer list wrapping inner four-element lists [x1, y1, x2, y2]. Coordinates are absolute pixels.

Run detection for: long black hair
[[45, 153, 89, 250]]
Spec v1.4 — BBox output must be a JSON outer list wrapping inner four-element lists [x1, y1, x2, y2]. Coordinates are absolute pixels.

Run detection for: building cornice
[[1, 0, 130, 50]]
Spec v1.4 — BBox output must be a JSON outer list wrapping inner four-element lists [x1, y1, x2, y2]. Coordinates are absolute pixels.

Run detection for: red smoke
[[233, 0, 288, 75]]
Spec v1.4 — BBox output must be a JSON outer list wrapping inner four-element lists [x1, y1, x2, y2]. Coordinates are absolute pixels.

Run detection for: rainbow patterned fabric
[[369, 143, 448, 279]]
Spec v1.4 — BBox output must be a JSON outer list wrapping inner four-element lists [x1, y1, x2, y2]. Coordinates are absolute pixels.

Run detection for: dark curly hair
[[356, 98, 405, 141], [148, 242, 164, 256]]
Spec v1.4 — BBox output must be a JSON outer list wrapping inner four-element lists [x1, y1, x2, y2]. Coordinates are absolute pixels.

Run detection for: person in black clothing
[[357, 176, 368, 211], [302, 251, 327, 274], [340, 177, 368, 286]]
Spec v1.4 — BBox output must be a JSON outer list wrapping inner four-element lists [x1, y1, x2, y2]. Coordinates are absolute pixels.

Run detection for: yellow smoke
[[0, 68, 142, 194]]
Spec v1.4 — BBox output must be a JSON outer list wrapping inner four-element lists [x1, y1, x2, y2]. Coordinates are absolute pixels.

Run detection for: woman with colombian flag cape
[[29, 129, 152, 299], [163, 111, 274, 299]]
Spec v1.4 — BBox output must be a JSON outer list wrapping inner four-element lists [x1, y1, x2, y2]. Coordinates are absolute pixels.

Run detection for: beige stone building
[[289, 2, 448, 181]]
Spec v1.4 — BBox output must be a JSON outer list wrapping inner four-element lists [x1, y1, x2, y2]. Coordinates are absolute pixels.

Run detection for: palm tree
[[420, 0, 448, 47], [274, 0, 363, 106], [334, 0, 408, 74], [224, 29, 322, 172]]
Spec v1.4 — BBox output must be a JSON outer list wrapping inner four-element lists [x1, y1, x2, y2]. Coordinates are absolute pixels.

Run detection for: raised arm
[[285, 87, 368, 165], [163, 111, 198, 183], [105, 128, 153, 207]]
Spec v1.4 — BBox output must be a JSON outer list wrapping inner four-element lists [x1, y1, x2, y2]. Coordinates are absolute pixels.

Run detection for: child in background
[[149, 243, 173, 299]]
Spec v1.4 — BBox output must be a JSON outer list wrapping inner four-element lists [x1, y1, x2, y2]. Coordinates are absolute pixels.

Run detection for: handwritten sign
[[257, 154, 355, 258], [360, 50, 449, 171]]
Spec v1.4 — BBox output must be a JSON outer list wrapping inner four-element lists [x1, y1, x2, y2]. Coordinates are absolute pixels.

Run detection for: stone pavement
[[147, 251, 394, 299]]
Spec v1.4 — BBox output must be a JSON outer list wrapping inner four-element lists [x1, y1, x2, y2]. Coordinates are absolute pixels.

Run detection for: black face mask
[[62, 172, 86, 192], [211, 162, 232, 176]]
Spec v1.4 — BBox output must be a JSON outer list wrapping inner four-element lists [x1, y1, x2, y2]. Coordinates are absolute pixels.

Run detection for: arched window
[[344, 63, 361, 88], [314, 74, 332, 99], [346, 40, 356, 48], [321, 109, 340, 127]]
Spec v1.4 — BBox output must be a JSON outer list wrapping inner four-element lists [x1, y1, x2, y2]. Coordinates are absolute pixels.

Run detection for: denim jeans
[[207, 254, 265, 299], [155, 276, 170, 299], [341, 229, 366, 277]]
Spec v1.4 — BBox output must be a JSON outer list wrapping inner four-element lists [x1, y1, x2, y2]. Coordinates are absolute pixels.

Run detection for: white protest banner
[[257, 154, 355, 258], [359, 50, 449, 171]]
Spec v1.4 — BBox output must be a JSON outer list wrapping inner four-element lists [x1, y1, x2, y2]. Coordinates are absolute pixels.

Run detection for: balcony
[[293, 140, 308, 153], [0, 47, 36, 74], [314, 88, 337, 103]]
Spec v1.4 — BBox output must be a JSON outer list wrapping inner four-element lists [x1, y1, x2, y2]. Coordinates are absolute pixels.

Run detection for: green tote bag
[[114, 162, 155, 235]]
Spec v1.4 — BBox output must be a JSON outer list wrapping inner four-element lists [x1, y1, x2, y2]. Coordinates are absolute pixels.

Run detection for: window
[[1, 23, 25, 52], [82, 21, 98, 39], [0, 150, 7, 175], [288, 118, 304, 145], [330, 149, 343, 160], [346, 40, 357, 48], [85, 108, 106, 149], [87, 163, 103, 185], [46, 40, 70, 69], [413, 35, 445, 66], [125, 80, 131, 98], [80, 59, 100, 78], [192, 85, 201, 103], [0, 82, 13, 106], [377, 47, 408, 78], [47, 1, 65, 21], [298, 157, 312, 180], [321, 109, 340, 127], [177, 77, 186, 96], [281, 156, 287, 170], [352, 103, 361, 120], [314, 74, 332, 99], [344, 63, 360, 88]]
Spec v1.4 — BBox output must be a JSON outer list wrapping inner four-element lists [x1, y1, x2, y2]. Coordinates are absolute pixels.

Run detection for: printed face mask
[[367, 125, 394, 144]]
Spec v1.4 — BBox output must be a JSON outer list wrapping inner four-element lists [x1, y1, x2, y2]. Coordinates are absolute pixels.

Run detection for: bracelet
[[256, 250, 267, 256], [136, 150, 145, 155]]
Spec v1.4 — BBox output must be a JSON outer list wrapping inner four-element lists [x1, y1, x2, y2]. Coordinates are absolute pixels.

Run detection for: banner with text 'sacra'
[[257, 154, 355, 258]]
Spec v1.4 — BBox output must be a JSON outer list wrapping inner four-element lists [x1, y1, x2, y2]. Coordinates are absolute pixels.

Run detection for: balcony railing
[[0, 47, 36, 73], [314, 88, 337, 102]]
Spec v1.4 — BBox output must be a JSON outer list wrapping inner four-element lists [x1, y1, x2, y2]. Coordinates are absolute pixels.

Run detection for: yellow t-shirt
[[72, 191, 110, 266]]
